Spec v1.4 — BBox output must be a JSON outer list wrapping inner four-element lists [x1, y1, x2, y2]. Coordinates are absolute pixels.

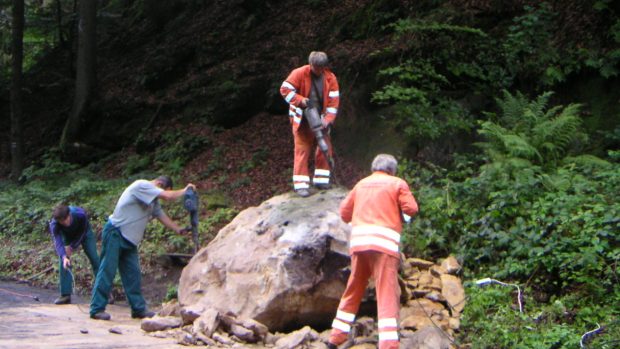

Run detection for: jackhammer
[[304, 100, 335, 171], [183, 187, 200, 254]]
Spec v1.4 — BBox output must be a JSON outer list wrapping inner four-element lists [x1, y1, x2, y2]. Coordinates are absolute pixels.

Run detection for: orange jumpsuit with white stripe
[[329, 171, 418, 349], [280, 65, 340, 190]]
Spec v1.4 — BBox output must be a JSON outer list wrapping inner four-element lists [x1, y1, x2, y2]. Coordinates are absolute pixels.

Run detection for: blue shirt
[[49, 206, 90, 258]]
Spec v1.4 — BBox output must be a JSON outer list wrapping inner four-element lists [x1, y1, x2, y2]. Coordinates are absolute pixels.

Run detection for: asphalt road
[[0, 281, 185, 349]]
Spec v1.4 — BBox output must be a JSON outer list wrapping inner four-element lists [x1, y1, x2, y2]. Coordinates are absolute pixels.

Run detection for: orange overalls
[[280, 65, 340, 190], [329, 171, 419, 349]]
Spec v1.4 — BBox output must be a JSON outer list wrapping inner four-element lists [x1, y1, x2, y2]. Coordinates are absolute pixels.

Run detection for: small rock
[[407, 258, 434, 269], [425, 291, 447, 303], [430, 277, 443, 291], [213, 332, 235, 345], [195, 332, 217, 346], [265, 332, 282, 345], [275, 326, 317, 349], [412, 289, 430, 298], [308, 341, 328, 349], [240, 318, 269, 339], [230, 323, 257, 343], [418, 272, 434, 287], [109, 327, 122, 335], [192, 308, 219, 338], [448, 317, 460, 330], [180, 304, 204, 325], [79, 329, 88, 334], [141, 316, 183, 332], [158, 299, 181, 317], [353, 335, 377, 345], [351, 317, 374, 338], [430, 265, 448, 277], [401, 315, 434, 330], [440, 256, 461, 275], [399, 326, 452, 349], [440, 274, 466, 314], [177, 332, 196, 346]]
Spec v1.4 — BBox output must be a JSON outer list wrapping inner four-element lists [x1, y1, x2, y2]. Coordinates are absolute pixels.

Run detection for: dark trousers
[[59, 229, 100, 296], [90, 221, 146, 316]]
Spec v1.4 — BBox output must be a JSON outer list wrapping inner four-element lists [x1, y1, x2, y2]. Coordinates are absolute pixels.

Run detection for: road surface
[[0, 281, 185, 349]]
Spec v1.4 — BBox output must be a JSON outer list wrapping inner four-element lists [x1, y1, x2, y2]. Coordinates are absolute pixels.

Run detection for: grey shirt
[[109, 180, 164, 246], [309, 73, 324, 112]]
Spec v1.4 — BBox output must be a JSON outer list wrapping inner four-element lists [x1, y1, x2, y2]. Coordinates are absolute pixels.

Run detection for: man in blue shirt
[[49, 205, 100, 305], [90, 175, 195, 320]]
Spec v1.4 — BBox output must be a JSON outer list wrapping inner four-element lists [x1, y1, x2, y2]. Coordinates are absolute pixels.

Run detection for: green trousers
[[90, 221, 146, 316], [59, 229, 100, 296]]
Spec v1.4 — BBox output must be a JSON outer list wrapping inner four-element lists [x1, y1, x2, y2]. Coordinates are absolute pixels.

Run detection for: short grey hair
[[371, 154, 398, 175], [308, 51, 329, 67]]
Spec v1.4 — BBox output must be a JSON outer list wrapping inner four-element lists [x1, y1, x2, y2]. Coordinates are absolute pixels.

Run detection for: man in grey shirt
[[90, 175, 195, 320]]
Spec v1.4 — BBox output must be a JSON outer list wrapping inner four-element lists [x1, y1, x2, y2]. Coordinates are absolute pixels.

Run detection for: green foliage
[[0, 0, 72, 80], [164, 283, 178, 301], [461, 286, 620, 348], [130, 130, 210, 176], [478, 91, 587, 172], [398, 92, 619, 347], [20, 148, 79, 182]]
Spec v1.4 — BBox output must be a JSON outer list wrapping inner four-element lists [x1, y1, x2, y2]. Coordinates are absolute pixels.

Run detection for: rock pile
[[142, 255, 464, 349], [147, 189, 465, 348]]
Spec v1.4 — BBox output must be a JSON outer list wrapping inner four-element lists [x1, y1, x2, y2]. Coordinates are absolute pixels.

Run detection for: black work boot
[[132, 310, 156, 319], [91, 311, 111, 321], [54, 295, 71, 305], [314, 183, 331, 190], [295, 189, 311, 197]]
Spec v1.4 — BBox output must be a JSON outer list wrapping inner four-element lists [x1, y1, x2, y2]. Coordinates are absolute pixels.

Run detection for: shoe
[[314, 183, 331, 190], [132, 310, 156, 319], [295, 189, 310, 197], [91, 311, 111, 321], [54, 295, 71, 305]]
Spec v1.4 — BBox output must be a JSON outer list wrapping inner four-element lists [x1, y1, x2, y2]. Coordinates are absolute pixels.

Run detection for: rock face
[[178, 189, 352, 331]]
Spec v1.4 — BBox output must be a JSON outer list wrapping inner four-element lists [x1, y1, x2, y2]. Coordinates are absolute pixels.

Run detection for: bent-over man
[[90, 175, 194, 320], [49, 204, 100, 305]]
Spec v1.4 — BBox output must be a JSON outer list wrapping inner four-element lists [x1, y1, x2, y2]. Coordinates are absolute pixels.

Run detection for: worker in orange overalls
[[328, 154, 419, 349], [280, 51, 340, 197]]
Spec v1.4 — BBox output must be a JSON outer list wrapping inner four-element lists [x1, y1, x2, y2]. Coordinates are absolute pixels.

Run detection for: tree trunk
[[10, 0, 25, 180], [55, 0, 65, 47], [60, 0, 97, 149]]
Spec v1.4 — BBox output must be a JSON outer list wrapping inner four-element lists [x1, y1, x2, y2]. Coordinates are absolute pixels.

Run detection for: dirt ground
[[0, 281, 185, 349]]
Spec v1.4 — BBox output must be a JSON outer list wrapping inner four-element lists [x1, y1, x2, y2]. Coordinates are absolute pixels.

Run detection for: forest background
[[0, 1, 618, 348]]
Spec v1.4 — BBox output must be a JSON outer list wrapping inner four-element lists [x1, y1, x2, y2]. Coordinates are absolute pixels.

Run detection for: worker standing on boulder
[[280, 51, 340, 197], [49, 204, 100, 305], [328, 154, 418, 349], [89, 175, 195, 320]]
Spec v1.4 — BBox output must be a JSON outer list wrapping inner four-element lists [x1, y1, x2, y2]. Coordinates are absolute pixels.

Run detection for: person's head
[[52, 204, 72, 227], [308, 51, 329, 76], [371, 154, 398, 175], [153, 175, 173, 190]]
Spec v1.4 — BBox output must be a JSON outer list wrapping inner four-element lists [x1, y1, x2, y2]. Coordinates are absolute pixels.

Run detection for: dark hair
[[52, 204, 70, 221], [156, 175, 173, 189]]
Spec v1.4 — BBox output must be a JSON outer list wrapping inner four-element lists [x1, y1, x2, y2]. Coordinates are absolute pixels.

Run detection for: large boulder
[[178, 189, 352, 331]]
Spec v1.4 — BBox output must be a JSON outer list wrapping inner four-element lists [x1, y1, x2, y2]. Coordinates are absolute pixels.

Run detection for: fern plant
[[478, 91, 586, 174]]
